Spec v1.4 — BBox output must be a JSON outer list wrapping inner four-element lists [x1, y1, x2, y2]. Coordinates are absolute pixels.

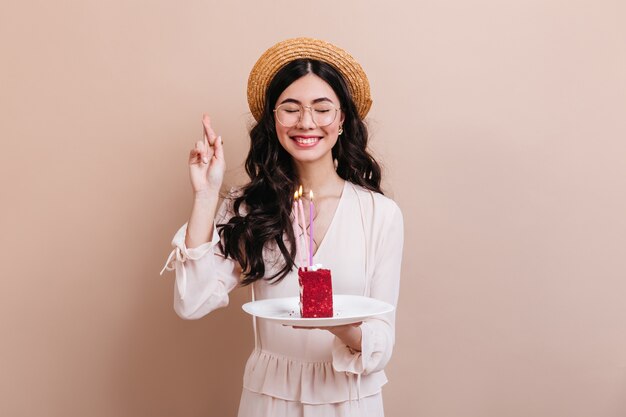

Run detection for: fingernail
[[202, 157, 208, 164]]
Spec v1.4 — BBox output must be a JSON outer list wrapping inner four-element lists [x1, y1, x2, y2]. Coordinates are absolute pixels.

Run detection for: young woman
[[161, 38, 404, 417]]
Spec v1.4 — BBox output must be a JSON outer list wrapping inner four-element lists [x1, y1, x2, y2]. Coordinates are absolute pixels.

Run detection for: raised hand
[[188, 114, 225, 195]]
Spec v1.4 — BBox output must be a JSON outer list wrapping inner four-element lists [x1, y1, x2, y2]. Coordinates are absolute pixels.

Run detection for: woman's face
[[274, 73, 344, 165]]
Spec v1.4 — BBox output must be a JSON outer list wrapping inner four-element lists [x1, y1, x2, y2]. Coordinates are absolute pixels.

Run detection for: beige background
[[1, 1, 625, 416]]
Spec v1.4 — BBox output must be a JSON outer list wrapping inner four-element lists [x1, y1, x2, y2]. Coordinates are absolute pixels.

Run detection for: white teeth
[[294, 137, 320, 144]]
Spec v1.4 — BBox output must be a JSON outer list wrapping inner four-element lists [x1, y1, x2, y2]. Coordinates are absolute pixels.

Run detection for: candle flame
[[298, 184, 303, 198], [310, 190, 314, 200], [294, 191, 299, 200]]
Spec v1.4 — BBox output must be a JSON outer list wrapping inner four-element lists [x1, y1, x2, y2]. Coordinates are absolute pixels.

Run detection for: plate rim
[[241, 294, 394, 327]]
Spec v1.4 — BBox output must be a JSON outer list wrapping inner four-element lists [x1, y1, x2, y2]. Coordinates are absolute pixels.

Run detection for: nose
[[297, 107, 316, 129]]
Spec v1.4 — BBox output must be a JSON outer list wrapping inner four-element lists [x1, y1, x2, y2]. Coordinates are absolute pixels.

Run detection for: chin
[[285, 143, 335, 163], [290, 151, 331, 164]]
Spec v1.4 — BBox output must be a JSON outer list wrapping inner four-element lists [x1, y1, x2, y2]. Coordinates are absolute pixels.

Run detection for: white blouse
[[161, 181, 404, 406]]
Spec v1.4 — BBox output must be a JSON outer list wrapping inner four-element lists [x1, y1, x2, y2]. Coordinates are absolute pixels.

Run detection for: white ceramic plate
[[242, 295, 394, 327]]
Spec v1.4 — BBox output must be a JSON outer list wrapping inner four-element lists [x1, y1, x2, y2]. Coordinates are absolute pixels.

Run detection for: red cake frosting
[[298, 267, 333, 318]]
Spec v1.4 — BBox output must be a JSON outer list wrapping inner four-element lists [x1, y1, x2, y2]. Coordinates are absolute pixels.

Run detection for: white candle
[[294, 189, 307, 268], [297, 185, 309, 266]]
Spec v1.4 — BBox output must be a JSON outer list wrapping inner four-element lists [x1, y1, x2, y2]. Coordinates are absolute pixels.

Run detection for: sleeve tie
[[160, 247, 189, 299]]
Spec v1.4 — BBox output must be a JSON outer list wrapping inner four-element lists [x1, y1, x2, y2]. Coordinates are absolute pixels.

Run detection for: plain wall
[[1, 1, 625, 416]]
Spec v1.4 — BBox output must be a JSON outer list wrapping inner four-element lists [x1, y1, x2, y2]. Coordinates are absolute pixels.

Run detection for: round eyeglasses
[[273, 102, 341, 127]]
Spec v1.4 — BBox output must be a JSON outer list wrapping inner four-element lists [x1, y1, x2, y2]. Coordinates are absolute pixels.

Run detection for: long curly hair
[[218, 59, 383, 286]]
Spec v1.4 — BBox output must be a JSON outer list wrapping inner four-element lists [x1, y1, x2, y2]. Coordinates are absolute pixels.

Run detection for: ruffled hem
[[242, 349, 388, 405]]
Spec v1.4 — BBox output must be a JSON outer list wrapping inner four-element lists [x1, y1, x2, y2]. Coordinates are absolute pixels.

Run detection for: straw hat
[[247, 37, 372, 122]]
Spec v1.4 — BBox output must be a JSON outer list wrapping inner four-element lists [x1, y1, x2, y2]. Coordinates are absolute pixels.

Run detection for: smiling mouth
[[292, 136, 322, 146]]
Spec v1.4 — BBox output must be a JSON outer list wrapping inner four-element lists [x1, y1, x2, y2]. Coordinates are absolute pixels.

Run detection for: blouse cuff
[[332, 321, 386, 377], [331, 322, 380, 402], [159, 222, 220, 300], [331, 321, 366, 374]]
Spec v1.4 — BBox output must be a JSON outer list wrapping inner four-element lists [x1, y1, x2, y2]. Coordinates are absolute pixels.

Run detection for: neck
[[293, 156, 343, 197]]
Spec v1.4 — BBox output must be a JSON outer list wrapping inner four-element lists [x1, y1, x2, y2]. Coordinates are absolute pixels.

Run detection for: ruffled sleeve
[[159, 197, 242, 320], [332, 201, 404, 375]]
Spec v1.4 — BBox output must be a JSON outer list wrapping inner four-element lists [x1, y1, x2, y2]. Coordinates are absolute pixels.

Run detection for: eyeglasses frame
[[273, 102, 342, 128]]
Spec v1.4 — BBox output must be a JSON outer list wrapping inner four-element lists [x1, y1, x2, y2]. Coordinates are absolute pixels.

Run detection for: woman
[[161, 38, 404, 417]]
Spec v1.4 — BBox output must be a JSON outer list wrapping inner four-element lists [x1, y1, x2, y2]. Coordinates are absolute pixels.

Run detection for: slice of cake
[[298, 266, 333, 318]]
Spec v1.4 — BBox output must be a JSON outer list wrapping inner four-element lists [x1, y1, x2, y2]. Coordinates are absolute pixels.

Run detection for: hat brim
[[247, 37, 372, 122]]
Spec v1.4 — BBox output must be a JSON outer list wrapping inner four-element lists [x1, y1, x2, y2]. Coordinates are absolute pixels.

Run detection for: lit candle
[[294, 191, 307, 268], [309, 190, 314, 266], [297, 186, 309, 268]]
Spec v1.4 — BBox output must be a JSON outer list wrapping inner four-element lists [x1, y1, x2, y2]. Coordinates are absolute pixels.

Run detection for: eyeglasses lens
[[275, 103, 337, 127]]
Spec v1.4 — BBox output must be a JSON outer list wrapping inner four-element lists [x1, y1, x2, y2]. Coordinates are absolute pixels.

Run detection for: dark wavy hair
[[217, 59, 382, 286]]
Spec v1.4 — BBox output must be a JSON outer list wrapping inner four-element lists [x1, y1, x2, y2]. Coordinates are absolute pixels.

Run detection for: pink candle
[[309, 190, 314, 266], [297, 186, 309, 267]]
